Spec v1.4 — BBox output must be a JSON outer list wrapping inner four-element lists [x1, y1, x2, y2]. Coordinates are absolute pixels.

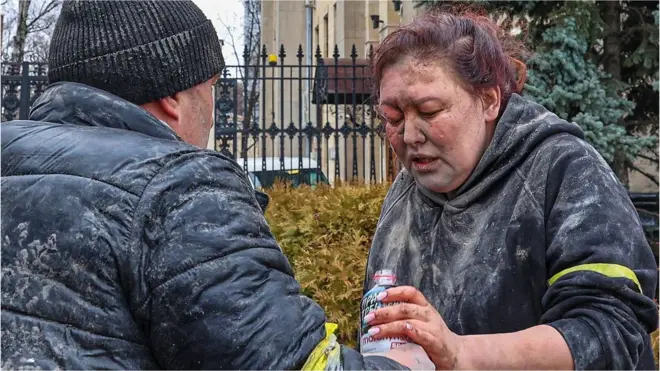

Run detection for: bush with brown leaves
[[264, 182, 389, 348]]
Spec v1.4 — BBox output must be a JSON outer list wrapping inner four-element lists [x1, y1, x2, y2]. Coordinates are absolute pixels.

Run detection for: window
[[332, 4, 337, 54], [323, 14, 329, 57]]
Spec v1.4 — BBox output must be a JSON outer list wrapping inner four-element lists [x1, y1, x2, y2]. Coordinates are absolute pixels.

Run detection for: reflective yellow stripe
[[302, 323, 341, 371], [548, 263, 642, 293]]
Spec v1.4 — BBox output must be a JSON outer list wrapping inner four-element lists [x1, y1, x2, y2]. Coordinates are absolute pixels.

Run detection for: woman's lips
[[411, 157, 440, 172]]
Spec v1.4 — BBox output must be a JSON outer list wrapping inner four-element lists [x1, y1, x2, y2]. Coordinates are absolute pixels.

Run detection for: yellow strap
[[548, 263, 642, 293], [302, 323, 340, 371]]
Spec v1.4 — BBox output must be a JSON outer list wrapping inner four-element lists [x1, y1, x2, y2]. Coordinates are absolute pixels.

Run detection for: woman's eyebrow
[[412, 96, 444, 106], [381, 96, 445, 108]]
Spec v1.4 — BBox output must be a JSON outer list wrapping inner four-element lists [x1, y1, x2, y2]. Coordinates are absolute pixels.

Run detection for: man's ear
[[481, 86, 501, 123], [158, 95, 181, 121]]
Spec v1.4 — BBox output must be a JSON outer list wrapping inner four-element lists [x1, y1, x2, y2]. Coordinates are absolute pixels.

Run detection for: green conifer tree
[[524, 11, 655, 165]]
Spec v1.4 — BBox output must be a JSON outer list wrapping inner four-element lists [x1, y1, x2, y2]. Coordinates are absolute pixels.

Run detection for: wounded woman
[[361, 8, 658, 371]]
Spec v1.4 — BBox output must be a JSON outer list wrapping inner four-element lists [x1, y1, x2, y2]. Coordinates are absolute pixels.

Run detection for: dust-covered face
[[378, 57, 500, 194]]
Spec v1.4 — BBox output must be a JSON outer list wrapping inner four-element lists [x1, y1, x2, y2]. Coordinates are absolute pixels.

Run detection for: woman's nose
[[402, 118, 425, 146]]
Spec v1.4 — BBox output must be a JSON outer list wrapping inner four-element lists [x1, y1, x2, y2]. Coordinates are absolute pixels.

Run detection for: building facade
[[258, 0, 422, 184]]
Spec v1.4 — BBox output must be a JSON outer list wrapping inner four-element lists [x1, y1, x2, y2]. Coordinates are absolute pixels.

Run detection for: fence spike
[[297, 44, 304, 60]]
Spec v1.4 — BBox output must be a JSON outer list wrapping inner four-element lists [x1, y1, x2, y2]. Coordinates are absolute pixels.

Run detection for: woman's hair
[[371, 5, 529, 113]]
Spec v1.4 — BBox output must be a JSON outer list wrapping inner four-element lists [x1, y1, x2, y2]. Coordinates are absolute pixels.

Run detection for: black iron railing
[[215, 44, 396, 187], [1, 45, 400, 186], [1, 62, 49, 122]]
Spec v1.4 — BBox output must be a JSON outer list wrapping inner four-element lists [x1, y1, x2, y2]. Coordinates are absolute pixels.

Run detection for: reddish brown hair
[[371, 6, 529, 114]]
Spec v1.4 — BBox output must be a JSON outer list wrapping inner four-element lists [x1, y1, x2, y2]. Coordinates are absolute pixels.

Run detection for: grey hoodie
[[364, 94, 658, 370]]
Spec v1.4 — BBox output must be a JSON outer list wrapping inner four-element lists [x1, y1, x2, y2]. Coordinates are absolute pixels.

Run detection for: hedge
[[264, 183, 659, 364], [264, 182, 389, 348]]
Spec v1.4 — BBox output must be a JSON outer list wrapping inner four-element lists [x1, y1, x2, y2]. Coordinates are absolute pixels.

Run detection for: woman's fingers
[[369, 319, 436, 349], [364, 303, 427, 326], [379, 285, 430, 306], [404, 323, 438, 353], [370, 319, 458, 370]]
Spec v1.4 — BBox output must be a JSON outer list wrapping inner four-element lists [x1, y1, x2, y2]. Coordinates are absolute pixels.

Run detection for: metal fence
[[1, 62, 49, 122], [216, 44, 397, 187], [1, 44, 400, 187]]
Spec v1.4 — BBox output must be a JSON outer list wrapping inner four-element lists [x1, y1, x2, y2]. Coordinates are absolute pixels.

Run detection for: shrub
[[653, 329, 659, 366], [264, 182, 390, 348]]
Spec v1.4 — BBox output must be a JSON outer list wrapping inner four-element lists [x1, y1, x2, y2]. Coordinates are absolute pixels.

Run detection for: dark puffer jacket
[[1, 82, 404, 370]]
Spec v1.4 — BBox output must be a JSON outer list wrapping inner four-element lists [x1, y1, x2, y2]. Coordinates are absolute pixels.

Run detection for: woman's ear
[[481, 86, 501, 123]]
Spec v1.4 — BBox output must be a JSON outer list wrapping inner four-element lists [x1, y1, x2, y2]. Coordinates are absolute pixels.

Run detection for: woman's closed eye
[[387, 117, 403, 126], [420, 110, 441, 120]]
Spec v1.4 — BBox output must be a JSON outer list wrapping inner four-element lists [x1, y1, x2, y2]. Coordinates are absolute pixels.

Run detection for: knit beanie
[[48, 0, 224, 105]]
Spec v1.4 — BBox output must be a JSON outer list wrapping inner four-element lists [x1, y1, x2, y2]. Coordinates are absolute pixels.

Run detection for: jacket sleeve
[[539, 139, 658, 370], [131, 151, 405, 370]]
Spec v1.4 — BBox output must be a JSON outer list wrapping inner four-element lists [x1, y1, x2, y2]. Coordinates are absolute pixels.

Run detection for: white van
[[235, 156, 329, 190]]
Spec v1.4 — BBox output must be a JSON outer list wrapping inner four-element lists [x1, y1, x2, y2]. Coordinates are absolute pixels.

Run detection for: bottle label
[[359, 284, 410, 353]]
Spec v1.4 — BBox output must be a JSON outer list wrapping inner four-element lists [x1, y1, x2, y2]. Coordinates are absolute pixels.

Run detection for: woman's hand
[[363, 286, 465, 370]]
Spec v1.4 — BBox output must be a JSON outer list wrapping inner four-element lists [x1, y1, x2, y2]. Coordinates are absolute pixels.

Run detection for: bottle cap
[[373, 269, 396, 285]]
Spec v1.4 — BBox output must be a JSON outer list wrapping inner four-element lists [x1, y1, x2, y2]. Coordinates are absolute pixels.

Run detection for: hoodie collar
[[29, 81, 181, 142]]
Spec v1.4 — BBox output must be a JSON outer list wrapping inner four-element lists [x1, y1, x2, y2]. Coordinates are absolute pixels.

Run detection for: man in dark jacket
[[0, 1, 430, 369]]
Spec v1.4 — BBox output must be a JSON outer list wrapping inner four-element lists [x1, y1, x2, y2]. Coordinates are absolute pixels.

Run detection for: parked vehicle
[[236, 157, 330, 190]]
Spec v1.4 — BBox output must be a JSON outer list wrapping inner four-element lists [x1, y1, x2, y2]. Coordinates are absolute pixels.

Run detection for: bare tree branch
[[5, 0, 60, 63], [217, 0, 262, 155], [219, 16, 244, 79], [26, 0, 58, 30], [637, 153, 659, 164], [629, 161, 660, 185], [220, 0, 262, 72], [10, 0, 31, 64]]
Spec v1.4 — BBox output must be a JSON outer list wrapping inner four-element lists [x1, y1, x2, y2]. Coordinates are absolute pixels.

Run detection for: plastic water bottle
[[360, 269, 411, 354]]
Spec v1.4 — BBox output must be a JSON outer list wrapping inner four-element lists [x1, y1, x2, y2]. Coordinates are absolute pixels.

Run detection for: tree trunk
[[602, 0, 629, 187], [10, 0, 31, 69]]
